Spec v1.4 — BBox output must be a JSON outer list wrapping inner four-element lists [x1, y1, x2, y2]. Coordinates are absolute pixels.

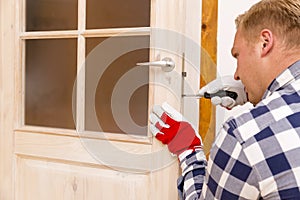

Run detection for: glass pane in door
[[25, 39, 77, 129], [85, 36, 150, 135], [86, 0, 150, 29], [26, 0, 78, 31]]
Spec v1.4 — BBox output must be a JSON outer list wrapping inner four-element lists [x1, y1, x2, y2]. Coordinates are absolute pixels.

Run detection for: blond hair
[[236, 0, 300, 49]]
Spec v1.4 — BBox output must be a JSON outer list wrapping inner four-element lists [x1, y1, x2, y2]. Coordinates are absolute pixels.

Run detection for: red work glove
[[149, 102, 203, 156]]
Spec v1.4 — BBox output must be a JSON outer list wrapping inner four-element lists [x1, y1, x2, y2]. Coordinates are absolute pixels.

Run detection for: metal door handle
[[136, 57, 175, 72]]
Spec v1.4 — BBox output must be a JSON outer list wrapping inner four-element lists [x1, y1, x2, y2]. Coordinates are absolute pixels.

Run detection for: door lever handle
[[136, 57, 175, 72]]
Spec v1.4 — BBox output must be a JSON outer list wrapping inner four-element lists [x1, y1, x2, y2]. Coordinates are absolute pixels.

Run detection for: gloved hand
[[198, 75, 248, 109], [149, 102, 202, 157]]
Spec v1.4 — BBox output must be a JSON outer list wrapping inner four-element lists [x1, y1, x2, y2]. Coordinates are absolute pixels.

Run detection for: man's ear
[[260, 29, 273, 57]]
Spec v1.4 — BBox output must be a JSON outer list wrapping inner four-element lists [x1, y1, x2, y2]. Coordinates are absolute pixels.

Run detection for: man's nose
[[234, 70, 240, 80]]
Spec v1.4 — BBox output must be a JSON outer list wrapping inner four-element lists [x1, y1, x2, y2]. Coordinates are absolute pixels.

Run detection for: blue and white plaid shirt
[[178, 60, 300, 199]]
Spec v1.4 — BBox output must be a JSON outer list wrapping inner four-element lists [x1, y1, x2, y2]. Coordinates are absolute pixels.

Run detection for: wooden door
[[0, 0, 202, 199]]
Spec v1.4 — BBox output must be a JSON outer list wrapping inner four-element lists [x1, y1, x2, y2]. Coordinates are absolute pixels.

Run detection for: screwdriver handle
[[204, 90, 238, 100]]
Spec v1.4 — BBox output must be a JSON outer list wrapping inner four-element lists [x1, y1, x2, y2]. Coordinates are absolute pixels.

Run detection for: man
[[150, 0, 300, 199]]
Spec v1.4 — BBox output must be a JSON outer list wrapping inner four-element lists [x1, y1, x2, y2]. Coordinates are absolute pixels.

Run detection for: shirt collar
[[263, 60, 300, 99]]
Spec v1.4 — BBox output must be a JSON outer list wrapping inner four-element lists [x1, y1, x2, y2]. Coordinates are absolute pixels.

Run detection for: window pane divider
[[20, 30, 79, 39], [77, 0, 86, 133], [76, 35, 85, 133], [83, 27, 151, 37]]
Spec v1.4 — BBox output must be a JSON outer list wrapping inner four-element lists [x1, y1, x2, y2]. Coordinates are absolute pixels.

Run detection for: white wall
[[216, 0, 260, 132]]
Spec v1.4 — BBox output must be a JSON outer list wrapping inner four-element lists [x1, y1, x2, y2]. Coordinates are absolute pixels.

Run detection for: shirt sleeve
[[177, 149, 207, 200]]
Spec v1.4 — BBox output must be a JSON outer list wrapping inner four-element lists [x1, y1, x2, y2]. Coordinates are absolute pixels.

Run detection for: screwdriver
[[182, 90, 238, 100]]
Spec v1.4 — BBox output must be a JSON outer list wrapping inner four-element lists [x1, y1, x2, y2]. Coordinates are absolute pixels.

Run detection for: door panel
[[0, 0, 202, 199], [0, 0, 16, 199], [14, 131, 152, 168], [16, 157, 149, 200]]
